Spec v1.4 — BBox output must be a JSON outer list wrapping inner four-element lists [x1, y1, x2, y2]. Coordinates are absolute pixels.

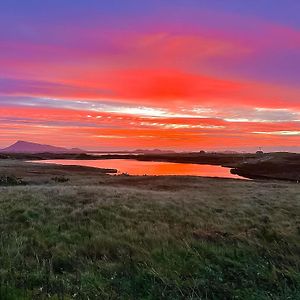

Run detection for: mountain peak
[[1, 141, 85, 154], [15, 140, 36, 146]]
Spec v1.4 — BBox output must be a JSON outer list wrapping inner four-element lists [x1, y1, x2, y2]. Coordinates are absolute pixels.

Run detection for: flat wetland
[[0, 159, 300, 299]]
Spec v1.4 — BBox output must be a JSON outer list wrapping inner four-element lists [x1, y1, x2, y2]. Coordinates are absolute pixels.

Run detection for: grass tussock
[[0, 175, 25, 186], [0, 178, 299, 299]]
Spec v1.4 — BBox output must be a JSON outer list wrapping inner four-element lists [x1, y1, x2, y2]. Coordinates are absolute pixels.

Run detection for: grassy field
[[0, 160, 300, 299]]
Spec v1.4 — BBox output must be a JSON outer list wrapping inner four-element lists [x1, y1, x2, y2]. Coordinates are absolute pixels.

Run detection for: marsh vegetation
[[0, 160, 299, 299]]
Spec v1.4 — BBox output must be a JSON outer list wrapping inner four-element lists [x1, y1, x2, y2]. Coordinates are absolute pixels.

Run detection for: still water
[[34, 159, 246, 179]]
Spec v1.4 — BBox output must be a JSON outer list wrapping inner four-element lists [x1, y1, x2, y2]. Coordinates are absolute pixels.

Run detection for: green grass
[[0, 180, 299, 299]]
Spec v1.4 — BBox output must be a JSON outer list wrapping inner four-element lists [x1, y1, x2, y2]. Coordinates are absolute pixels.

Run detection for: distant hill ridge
[[134, 149, 176, 154], [0, 141, 85, 153]]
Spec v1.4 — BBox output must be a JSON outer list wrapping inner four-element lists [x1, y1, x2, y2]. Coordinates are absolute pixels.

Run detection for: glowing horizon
[[1, 1, 300, 151]]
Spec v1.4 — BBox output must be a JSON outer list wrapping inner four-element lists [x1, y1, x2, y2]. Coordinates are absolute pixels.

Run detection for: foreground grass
[[0, 179, 300, 299]]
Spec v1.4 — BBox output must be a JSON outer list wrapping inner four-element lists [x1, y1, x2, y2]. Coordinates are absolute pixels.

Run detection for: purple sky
[[0, 1, 300, 151]]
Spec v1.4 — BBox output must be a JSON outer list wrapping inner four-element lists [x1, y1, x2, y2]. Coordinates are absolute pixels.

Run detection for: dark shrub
[[51, 176, 70, 183], [0, 175, 24, 186]]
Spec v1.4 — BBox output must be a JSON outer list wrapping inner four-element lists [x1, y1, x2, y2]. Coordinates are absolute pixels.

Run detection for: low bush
[[0, 175, 25, 186], [51, 176, 70, 183]]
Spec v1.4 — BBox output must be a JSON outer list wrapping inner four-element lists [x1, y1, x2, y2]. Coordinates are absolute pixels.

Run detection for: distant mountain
[[0, 141, 85, 153], [218, 150, 239, 154], [70, 148, 85, 153], [133, 149, 176, 154]]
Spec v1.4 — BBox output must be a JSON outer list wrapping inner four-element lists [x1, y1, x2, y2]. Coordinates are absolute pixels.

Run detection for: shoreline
[[1, 151, 300, 181]]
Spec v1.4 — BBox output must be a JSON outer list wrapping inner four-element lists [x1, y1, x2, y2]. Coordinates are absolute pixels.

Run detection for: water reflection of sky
[[32, 159, 246, 179]]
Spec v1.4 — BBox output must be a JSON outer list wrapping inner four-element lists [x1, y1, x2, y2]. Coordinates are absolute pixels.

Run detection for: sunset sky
[[1, 1, 300, 151]]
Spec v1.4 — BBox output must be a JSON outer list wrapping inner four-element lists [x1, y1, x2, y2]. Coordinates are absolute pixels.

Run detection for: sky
[[1, 0, 300, 151]]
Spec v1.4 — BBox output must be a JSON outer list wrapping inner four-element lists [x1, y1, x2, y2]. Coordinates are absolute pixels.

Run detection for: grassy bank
[[0, 161, 300, 299]]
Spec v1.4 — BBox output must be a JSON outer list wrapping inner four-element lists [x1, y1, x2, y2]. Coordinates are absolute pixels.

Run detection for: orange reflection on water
[[33, 159, 245, 179]]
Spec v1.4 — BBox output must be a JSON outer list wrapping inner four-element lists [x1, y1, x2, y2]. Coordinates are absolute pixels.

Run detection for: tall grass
[[0, 180, 299, 299]]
